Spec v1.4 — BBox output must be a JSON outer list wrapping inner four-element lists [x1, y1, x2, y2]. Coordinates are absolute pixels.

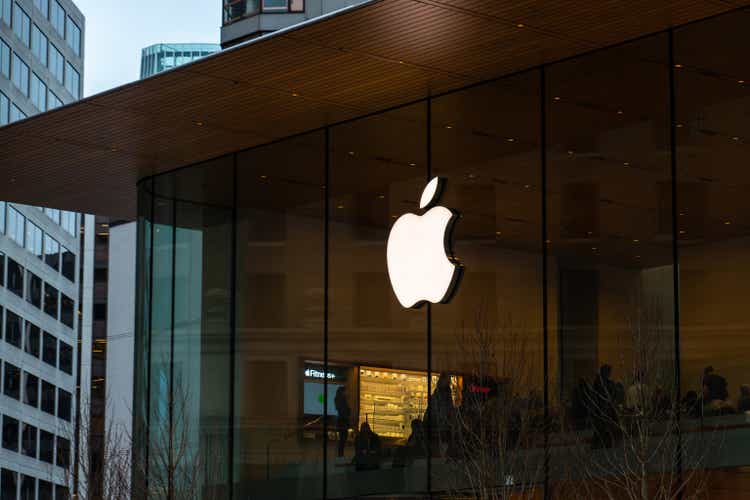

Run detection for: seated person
[[703, 366, 729, 403], [354, 421, 382, 471]]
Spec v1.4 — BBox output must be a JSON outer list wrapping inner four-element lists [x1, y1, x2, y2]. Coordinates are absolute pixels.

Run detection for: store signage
[[386, 177, 462, 309], [304, 367, 336, 380]]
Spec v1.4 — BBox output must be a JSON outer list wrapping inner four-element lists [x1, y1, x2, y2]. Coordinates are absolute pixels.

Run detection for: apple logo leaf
[[419, 177, 442, 209]]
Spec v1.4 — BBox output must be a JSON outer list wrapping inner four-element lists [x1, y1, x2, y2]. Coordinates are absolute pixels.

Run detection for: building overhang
[[0, 0, 746, 218]]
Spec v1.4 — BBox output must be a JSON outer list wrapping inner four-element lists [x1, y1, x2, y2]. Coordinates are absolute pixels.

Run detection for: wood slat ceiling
[[0, 0, 746, 218]]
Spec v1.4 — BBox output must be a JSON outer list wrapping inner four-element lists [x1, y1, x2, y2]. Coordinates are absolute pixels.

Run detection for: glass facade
[[135, 8, 750, 499], [139, 43, 220, 79]]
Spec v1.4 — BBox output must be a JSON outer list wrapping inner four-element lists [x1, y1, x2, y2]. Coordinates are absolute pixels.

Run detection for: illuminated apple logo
[[386, 177, 462, 308]]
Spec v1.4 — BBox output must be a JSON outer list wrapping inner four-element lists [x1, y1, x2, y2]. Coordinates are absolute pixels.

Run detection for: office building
[[3, 1, 750, 498], [0, 0, 88, 499], [140, 43, 220, 79], [221, 0, 366, 47]]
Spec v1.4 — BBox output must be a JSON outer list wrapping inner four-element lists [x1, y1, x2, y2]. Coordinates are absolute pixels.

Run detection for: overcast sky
[[76, 0, 221, 97]]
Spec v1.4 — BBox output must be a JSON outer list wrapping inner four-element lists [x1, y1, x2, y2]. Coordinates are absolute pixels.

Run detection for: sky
[[75, 0, 221, 97]]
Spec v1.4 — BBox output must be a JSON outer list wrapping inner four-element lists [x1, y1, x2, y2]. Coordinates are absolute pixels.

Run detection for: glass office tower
[[134, 8, 750, 499], [140, 43, 220, 79]]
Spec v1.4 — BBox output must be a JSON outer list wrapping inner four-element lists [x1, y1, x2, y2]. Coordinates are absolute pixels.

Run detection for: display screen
[[303, 381, 341, 416]]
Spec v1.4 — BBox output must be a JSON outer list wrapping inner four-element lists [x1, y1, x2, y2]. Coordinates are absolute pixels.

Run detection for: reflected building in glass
[[140, 43, 220, 79]]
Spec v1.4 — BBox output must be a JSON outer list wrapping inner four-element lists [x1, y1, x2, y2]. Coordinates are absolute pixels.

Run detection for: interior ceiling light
[[516, 23, 525, 28], [674, 63, 684, 69]]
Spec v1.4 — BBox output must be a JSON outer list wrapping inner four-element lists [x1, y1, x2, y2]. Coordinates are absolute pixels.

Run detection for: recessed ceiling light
[[732, 136, 740, 141], [553, 96, 561, 101], [679, 230, 686, 234], [495, 231, 502, 235], [739, 80, 745, 84], [676, 123, 684, 128], [291, 92, 300, 97], [633, 239, 639, 243], [616, 110, 624, 115], [724, 220, 732, 225], [674, 63, 684, 69], [445, 125, 453, 129], [567, 150, 574, 155], [378, 195, 385, 199], [260, 175, 268, 180], [193, 120, 204, 126], [337, 204, 344, 209], [348, 151, 355, 156], [623, 162, 630, 167], [408, 162, 416, 167], [516, 23, 525, 28], [507, 137, 515, 142]]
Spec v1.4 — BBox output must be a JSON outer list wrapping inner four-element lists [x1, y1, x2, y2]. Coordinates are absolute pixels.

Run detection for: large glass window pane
[[7, 206, 24, 245], [31, 25, 47, 65], [25, 220, 42, 257], [24, 321, 40, 357], [2, 415, 19, 451], [166, 156, 234, 498], [64, 16, 79, 56], [56, 436, 70, 468], [327, 104, 428, 497], [39, 430, 54, 462], [12, 4, 30, 47], [59, 340, 72, 374], [1, 469, 17, 500], [47, 90, 61, 109], [38, 480, 52, 500], [23, 371, 38, 407], [5, 309, 22, 348], [0, 92, 8, 125], [0, 38, 9, 78], [44, 234, 59, 270], [21, 423, 36, 457], [60, 293, 74, 328], [9, 103, 25, 123], [44, 283, 58, 319], [57, 388, 71, 421], [64, 62, 79, 98], [30, 72, 46, 111], [11, 54, 29, 96], [49, 44, 63, 84], [675, 10, 750, 475], [61, 246, 75, 281], [33, 0, 48, 17], [41, 380, 55, 414], [19, 475, 34, 500], [0, 0, 10, 25], [42, 331, 57, 367], [235, 133, 324, 498], [3, 362, 20, 399], [50, 0, 64, 37], [6, 258, 22, 297], [26, 272, 41, 308], [430, 73, 544, 495], [545, 35, 675, 491]]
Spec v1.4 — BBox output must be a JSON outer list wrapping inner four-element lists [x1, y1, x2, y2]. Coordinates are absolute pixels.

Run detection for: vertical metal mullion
[[228, 155, 238, 500], [540, 65, 550, 500], [144, 178, 156, 495], [426, 97, 433, 497], [323, 126, 330, 500], [668, 28, 684, 497], [168, 191, 177, 500]]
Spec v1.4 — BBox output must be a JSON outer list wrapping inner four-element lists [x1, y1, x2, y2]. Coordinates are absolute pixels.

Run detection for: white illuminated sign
[[305, 368, 336, 380], [386, 177, 462, 309]]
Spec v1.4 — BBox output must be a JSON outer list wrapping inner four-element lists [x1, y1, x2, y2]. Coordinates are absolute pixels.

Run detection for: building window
[[50, 0, 64, 37], [9, 103, 25, 122], [5, 309, 22, 348], [31, 25, 48, 65], [0, 252, 4, 287], [65, 16, 79, 56], [44, 207, 60, 223], [0, 0, 10, 26], [20, 423, 36, 458], [64, 62, 79, 98], [30, 72, 46, 111], [56, 485, 69, 500], [44, 234, 59, 270], [61, 246, 74, 281], [10, 54, 29, 96], [6, 206, 23, 245], [60, 293, 74, 328], [57, 389, 71, 421], [12, 4, 30, 47], [44, 284, 58, 319], [49, 43, 63, 83], [61, 210, 76, 235], [26, 272, 41, 308], [38, 479, 52, 500], [39, 430, 54, 463], [47, 90, 62, 109], [42, 331, 57, 367], [1, 415, 18, 451], [0, 37, 9, 78], [23, 372, 38, 408], [41, 380, 55, 414], [20, 475, 34, 500], [33, 0, 48, 17], [59, 340, 72, 374], [25, 220, 42, 257], [24, 321, 40, 357], [262, 0, 286, 11], [0, 92, 7, 125], [6, 258, 23, 297], [3, 362, 20, 399], [56, 436, 70, 468], [1, 469, 18, 500]]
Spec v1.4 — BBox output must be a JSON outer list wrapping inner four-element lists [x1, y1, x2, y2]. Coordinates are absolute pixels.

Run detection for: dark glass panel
[[61, 246, 75, 281], [235, 132, 325, 499], [26, 272, 41, 308], [2, 415, 18, 451], [546, 34, 675, 490], [44, 283, 58, 319], [172, 156, 233, 498], [38, 480, 52, 500], [19, 475, 33, 500], [327, 103, 428, 497], [0, 469, 17, 500], [40, 430, 54, 463], [675, 9, 750, 475], [23, 372, 38, 407], [21, 423, 36, 457], [58, 388, 71, 421], [430, 72, 544, 494], [56, 436, 70, 468], [60, 293, 74, 328], [3, 363, 20, 399], [24, 322, 40, 357], [42, 332, 57, 367], [59, 341, 72, 374], [6, 258, 22, 297], [5, 310, 21, 348]]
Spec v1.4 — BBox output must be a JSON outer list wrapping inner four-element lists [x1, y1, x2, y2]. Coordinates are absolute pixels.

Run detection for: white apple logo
[[386, 177, 462, 308]]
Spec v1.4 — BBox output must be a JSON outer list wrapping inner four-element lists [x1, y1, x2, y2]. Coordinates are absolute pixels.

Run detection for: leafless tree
[[434, 310, 545, 499], [552, 300, 721, 500]]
